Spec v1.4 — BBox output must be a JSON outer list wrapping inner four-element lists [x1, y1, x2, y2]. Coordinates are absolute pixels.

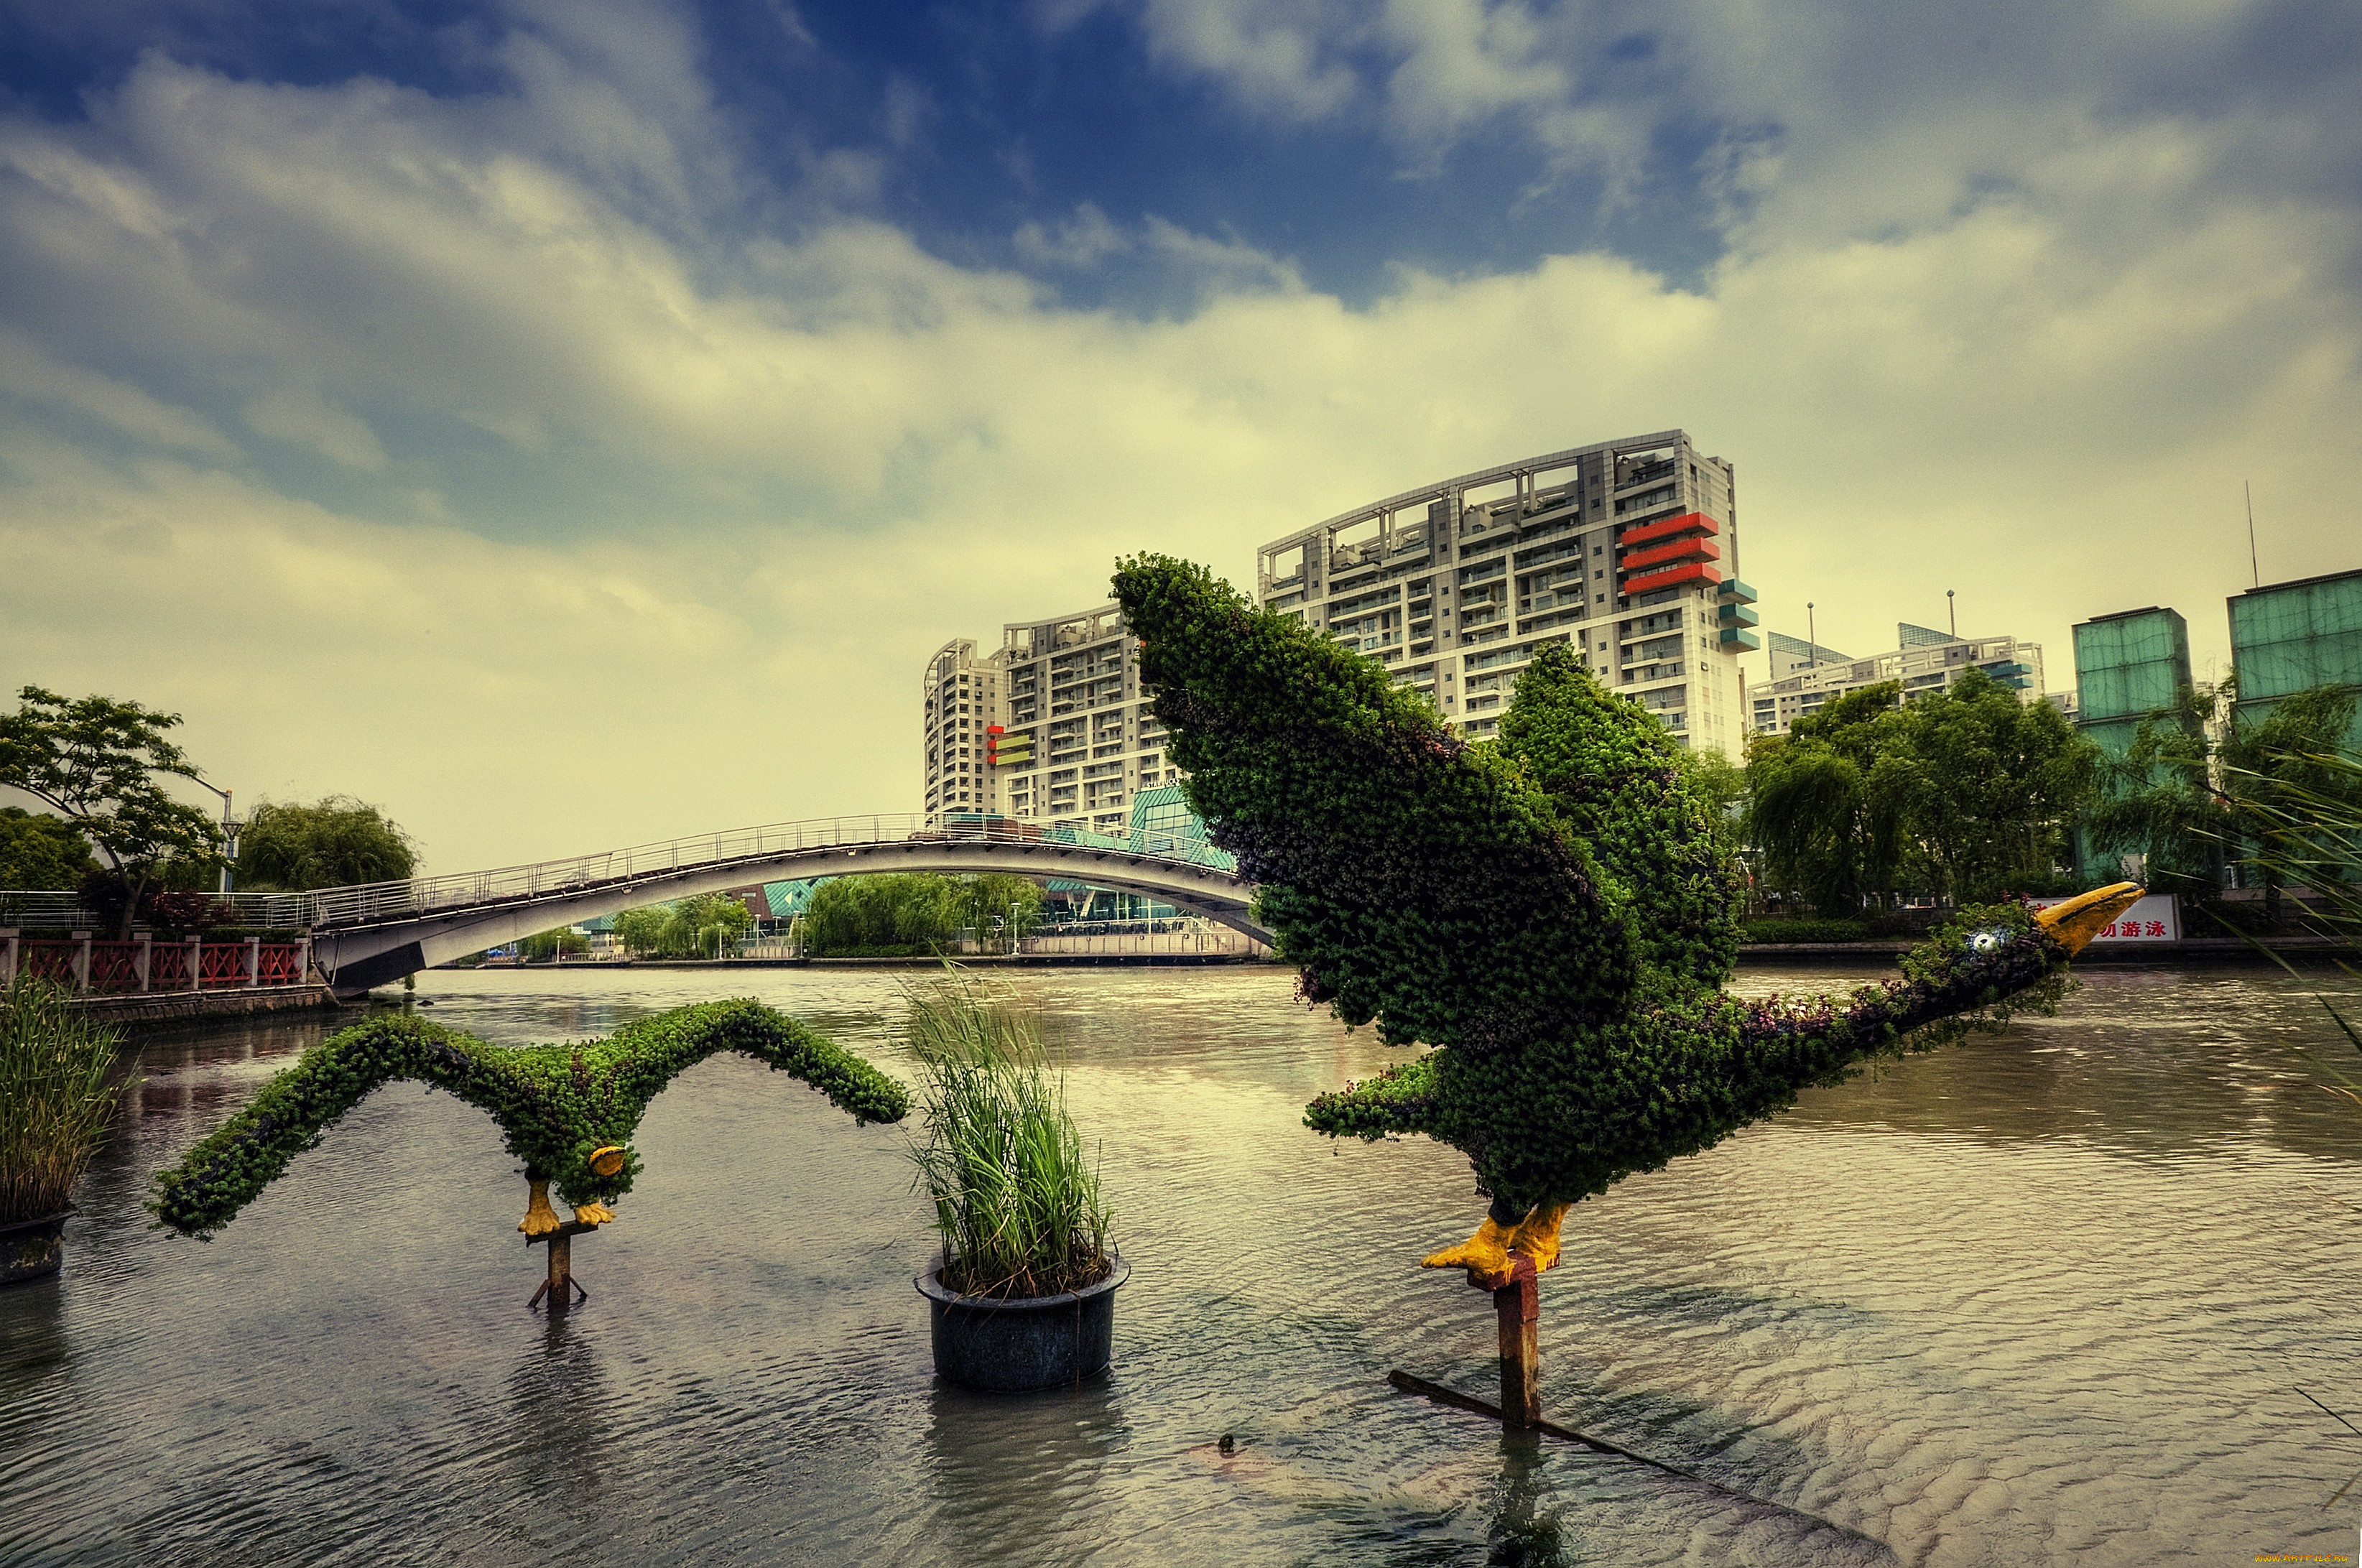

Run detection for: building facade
[[2228, 568, 2362, 747], [922, 603, 1177, 832], [2071, 606, 2195, 760], [1251, 430, 1761, 757], [1746, 624, 2047, 737]]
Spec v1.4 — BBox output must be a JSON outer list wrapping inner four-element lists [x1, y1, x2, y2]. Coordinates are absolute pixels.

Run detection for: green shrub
[[1, 979, 131, 1223], [904, 976, 1110, 1299], [152, 998, 907, 1237]]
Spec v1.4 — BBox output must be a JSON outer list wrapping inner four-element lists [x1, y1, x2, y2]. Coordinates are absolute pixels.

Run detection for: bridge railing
[[300, 812, 1243, 929]]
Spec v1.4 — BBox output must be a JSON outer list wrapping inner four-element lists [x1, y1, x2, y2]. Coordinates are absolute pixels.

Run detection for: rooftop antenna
[[1807, 602, 1817, 668], [2245, 481, 2260, 588], [1947, 588, 1956, 639]]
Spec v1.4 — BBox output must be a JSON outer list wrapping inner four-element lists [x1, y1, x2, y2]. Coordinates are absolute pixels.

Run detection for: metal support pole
[[71, 931, 91, 995], [245, 936, 261, 988], [134, 932, 152, 993], [1493, 1253, 1540, 1428], [187, 935, 202, 992], [0, 929, 16, 988]]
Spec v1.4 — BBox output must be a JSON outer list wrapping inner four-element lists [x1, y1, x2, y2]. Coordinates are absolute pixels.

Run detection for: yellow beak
[[588, 1145, 627, 1178], [2033, 882, 2145, 956]]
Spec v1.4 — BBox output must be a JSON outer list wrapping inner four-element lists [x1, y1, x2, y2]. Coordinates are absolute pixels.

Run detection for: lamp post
[[1807, 603, 1817, 669], [188, 778, 240, 895], [1948, 588, 1956, 638]]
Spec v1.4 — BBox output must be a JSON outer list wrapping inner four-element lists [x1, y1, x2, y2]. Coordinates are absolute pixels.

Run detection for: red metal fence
[[0, 934, 312, 995]]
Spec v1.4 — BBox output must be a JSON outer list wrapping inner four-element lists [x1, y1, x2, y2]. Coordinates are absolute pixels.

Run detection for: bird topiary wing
[[1495, 641, 1746, 994], [150, 1013, 524, 1238], [1113, 554, 1635, 1053]]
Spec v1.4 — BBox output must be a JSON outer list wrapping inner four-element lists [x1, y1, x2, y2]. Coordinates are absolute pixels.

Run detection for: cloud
[[1015, 202, 1128, 267], [0, 6, 2353, 873], [243, 389, 389, 471], [0, 330, 233, 453], [1134, 0, 1361, 120]]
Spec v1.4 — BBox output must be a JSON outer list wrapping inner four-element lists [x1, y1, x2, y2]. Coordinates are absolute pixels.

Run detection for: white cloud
[[1135, 0, 1361, 120], [0, 330, 233, 453], [243, 390, 389, 471], [1015, 203, 1129, 267]]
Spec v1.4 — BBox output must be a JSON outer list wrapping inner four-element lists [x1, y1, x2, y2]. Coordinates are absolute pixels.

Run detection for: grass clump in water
[[905, 975, 1111, 1300], [0, 978, 129, 1225]]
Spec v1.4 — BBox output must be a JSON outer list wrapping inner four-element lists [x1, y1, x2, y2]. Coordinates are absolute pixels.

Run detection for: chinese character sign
[[2027, 894, 2180, 942]]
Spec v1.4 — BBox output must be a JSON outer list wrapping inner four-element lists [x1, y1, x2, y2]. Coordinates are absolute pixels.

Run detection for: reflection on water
[[4, 962, 2360, 1564]]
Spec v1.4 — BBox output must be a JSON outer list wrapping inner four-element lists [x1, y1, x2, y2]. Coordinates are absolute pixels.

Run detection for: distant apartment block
[[1766, 630, 1853, 679], [1747, 623, 2047, 736], [1251, 430, 1761, 759], [922, 603, 1176, 832]]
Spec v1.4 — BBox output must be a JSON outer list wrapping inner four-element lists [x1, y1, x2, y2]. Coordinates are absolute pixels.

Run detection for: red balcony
[[1616, 510, 1718, 550], [1620, 536, 1721, 574], [1622, 562, 1724, 596]]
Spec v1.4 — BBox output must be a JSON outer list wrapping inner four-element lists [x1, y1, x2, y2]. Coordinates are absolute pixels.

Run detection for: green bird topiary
[[1112, 554, 2139, 1284], [152, 998, 908, 1240]]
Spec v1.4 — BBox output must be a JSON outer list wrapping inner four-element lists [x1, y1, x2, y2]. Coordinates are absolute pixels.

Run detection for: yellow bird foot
[[1507, 1202, 1571, 1274], [519, 1178, 561, 1237], [572, 1202, 616, 1227], [1422, 1217, 1514, 1286]]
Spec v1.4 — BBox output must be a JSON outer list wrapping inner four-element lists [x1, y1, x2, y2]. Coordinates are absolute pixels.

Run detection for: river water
[[4, 961, 2360, 1566]]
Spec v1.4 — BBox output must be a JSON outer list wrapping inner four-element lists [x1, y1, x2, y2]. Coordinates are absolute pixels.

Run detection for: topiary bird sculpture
[[152, 998, 909, 1246], [1112, 555, 2141, 1286]]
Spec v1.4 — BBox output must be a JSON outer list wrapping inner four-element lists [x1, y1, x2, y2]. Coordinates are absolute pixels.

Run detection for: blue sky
[[1, 0, 2356, 868]]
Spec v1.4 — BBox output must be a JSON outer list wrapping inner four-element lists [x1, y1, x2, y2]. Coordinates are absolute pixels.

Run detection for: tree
[[611, 893, 754, 958], [2083, 684, 2230, 899], [1744, 683, 1911, 914], [521, 926, 590, 961], [955, 873, 1044, 953], [1888, 669, 2099, 900], [2218, 684, 2362, 923], [1749, 673, 2100, 911], [0, 807, 100, 891], [0, 687, 223, 937], [237, 796, 419, 890], [800, 873, 966, 956]]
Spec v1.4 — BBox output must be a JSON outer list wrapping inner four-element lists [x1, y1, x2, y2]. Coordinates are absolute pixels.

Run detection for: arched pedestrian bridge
[[285, 815, 1264, 997]]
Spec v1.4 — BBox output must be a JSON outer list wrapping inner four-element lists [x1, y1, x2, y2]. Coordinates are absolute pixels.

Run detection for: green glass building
[[2071, 606, 2195, 762], [2228, 568, 2362, 747]]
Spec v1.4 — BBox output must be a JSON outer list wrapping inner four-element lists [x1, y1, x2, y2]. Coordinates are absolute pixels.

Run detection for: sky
[[1, 0, 2356, 873]]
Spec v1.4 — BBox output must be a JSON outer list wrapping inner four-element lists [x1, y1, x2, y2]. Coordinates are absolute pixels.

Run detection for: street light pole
[[188, 778, 238, 895]]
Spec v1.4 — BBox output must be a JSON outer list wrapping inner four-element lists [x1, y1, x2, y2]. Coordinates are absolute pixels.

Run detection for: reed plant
[[0, 978, 128, 1225], [904, 976, 1111, 1299]]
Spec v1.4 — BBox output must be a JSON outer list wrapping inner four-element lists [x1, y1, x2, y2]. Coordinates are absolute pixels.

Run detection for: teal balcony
[[1719, 626, 1763, 651]]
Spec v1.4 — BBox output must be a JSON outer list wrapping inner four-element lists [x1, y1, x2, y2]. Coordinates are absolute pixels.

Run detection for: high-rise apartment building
[[922, 603, 1177, 831], [1746, 623, 2047, 737], [1251, 431, 1761, 757]]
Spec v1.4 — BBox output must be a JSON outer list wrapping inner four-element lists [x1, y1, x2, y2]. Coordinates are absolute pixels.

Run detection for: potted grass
[[1, 978, 130, 1286], [907, 977, 1123, 1391]]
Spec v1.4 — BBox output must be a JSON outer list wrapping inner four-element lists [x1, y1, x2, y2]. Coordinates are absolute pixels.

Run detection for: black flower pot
[[0, 1212, 70, 1288], [916, 1256, 1129, 1392]]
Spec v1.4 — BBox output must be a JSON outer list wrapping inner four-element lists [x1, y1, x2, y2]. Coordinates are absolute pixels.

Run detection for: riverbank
[[62, 983, 340, 1026]]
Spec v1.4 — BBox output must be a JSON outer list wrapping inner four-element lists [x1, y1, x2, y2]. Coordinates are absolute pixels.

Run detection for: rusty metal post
[[1493, 1253, 1539, 1427]]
